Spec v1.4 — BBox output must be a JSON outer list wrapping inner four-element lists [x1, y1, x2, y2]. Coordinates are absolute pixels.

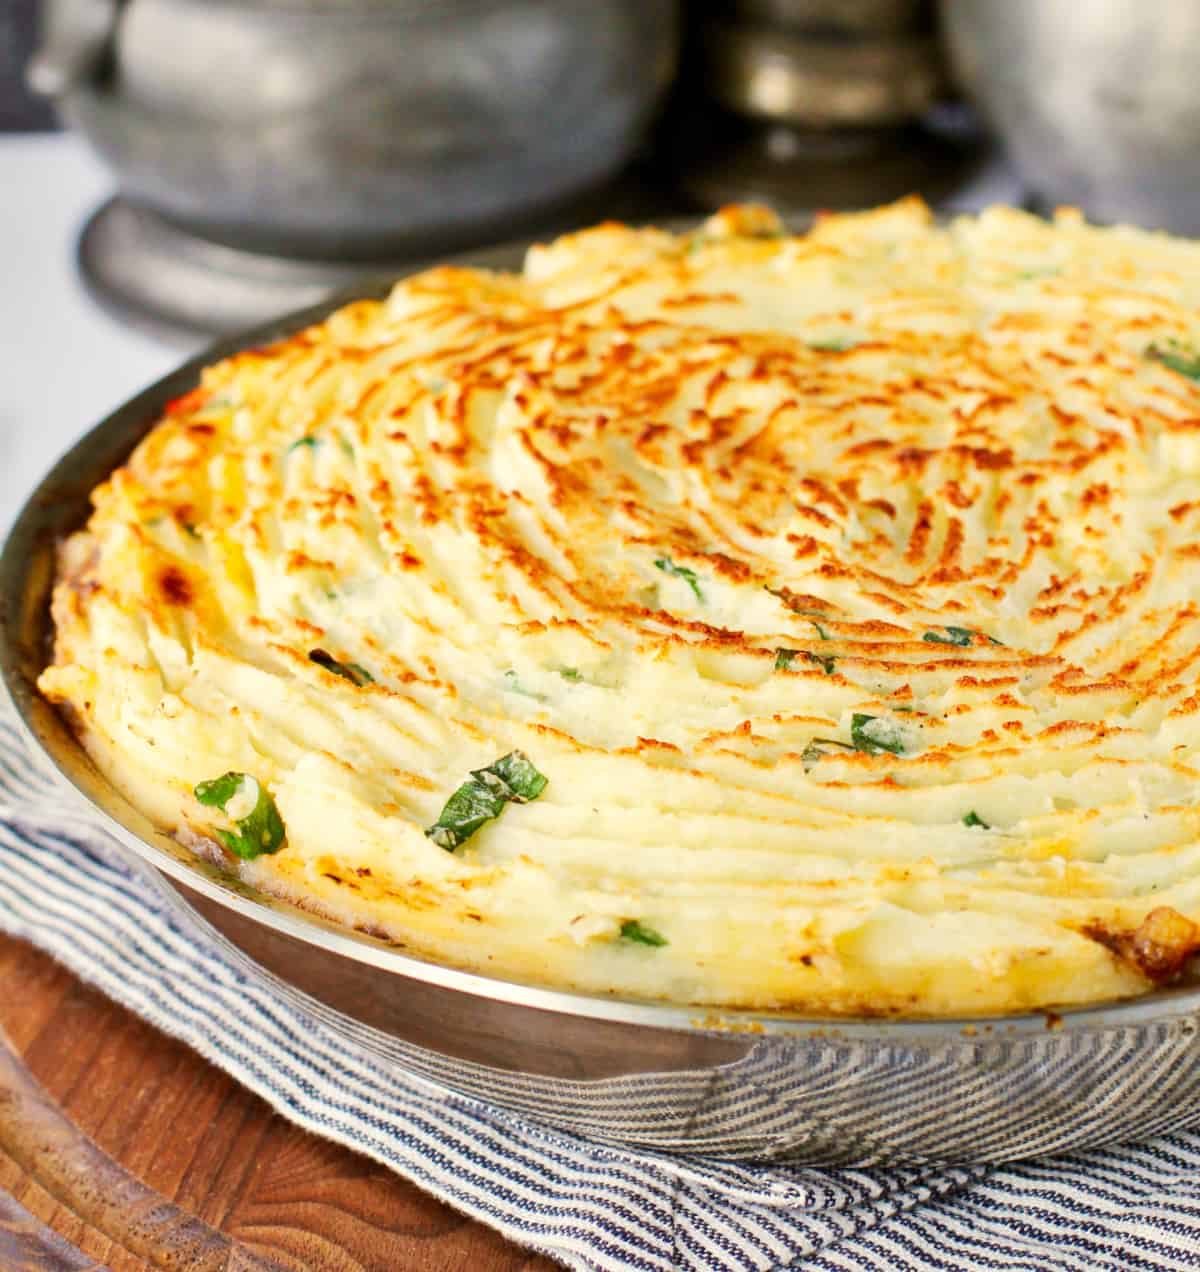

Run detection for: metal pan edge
[[5, 230, 1200, 1162]]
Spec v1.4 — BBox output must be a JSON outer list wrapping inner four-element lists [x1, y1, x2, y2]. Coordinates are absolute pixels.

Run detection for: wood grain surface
[[0, 933, 560, 1271]]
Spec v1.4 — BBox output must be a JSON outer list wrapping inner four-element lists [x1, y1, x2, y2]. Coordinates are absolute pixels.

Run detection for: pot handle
[[26, 0, 121, 98]]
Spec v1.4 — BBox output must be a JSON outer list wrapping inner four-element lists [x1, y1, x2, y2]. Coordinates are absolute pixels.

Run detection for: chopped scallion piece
[[802, 737, 856, 770], [425, 750, 548, 852], [963, 811, 990, 829], [309, 649, 373, 686], [850, 713, 906, 756], [766, 586, 831, 638], [922, 626, 1001, 647], [620, 919, 668, 947], [194, 772, 285, 860], [503, 669, 547, 701], [654, 556, 704, 602], [1146, 339, 1200, 382]]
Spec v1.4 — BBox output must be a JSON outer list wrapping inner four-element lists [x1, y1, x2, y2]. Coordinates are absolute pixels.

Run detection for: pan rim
[[5, 230, 1199, 1043]]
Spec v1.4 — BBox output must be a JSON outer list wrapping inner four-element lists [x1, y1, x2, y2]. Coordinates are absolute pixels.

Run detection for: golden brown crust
[[35, 199, 1200, 1015]]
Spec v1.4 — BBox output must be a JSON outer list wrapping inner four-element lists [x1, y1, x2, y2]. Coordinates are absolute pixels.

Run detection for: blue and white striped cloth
[[0, 712, 1197, 1271]]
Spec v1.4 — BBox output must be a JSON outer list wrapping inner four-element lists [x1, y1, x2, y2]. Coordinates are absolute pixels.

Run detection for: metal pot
[[29, 0, 679, 259], [939, 0, 1200, 233]]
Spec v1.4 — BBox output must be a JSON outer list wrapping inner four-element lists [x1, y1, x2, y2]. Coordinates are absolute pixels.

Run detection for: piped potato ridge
[[39, 199, 1200, 1015]]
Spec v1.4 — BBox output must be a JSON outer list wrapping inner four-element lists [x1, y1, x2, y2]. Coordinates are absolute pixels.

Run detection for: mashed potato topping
[[39, 200, 1200, 1014]]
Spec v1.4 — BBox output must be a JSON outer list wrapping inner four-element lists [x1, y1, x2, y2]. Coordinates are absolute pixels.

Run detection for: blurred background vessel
[[664, 0, 978, 220], [939, 0, 1200, 236]]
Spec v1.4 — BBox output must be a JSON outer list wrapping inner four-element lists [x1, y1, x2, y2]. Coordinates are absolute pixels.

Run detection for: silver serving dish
[[4, 241, 1200, 1166]]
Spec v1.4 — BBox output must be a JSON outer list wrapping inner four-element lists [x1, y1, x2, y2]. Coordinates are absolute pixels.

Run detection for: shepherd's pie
[[39, 200, 1200, 1014]]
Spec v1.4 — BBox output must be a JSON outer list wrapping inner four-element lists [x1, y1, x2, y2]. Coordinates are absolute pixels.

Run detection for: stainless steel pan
[[4, 241, 1200, 1165]]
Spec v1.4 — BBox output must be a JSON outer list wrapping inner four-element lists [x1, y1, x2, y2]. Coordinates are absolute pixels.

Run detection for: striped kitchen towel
[[0, 711, 1197, 1271]]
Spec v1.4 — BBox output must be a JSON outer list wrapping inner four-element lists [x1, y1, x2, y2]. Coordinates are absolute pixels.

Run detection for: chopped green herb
[[963, 810, 990, 829], [486, 751, 548, 801], [654, 556, 704, 602], [922, 626, 1001, 648], [620, 919, 668, 947], [850, 713, 906, 756], [194, 771, 285, 860], [802, 737, 856, 770], [1146, 339, 1200, 382], [309, 649, 373, 687], [425, 750, 547, 852], [774, 647, 835, 674], [181, 521, 200, 539], [557, 667, 583, 682], [923, 626, 973, 647], [504, 669, 547, 701], [808, 338, 853, 352], [766, 587, 832, 638], [338, 437, 356, 459], [288, 435, 319, 453], [805, 715, 909, 768]]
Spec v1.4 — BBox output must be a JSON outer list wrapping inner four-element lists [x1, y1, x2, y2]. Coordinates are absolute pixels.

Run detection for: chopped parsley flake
[[558, 667, 583, 682], [808, 338, 854, 352], [503, 669, 547, 701], [1146, 339, 1200, 382], [922, 626, 1001, 648], [963, 810, 990, 829], [805, 716, 909, 768], [655, 556, 704, 602], [288, 435, 319, 453], [309, 649, 373, 686], [194, 772, 285, 860], [775, 647, 835, 674], [851, 713, 906, 756], [766, 586, 833, 638], [802, 737, 856, 770], [620, 919, 668, 947], [425, 750, 547, 852]]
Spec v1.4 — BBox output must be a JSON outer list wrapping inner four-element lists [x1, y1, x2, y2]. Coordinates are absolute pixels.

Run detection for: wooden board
[[0, 934, 559, 1270]]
